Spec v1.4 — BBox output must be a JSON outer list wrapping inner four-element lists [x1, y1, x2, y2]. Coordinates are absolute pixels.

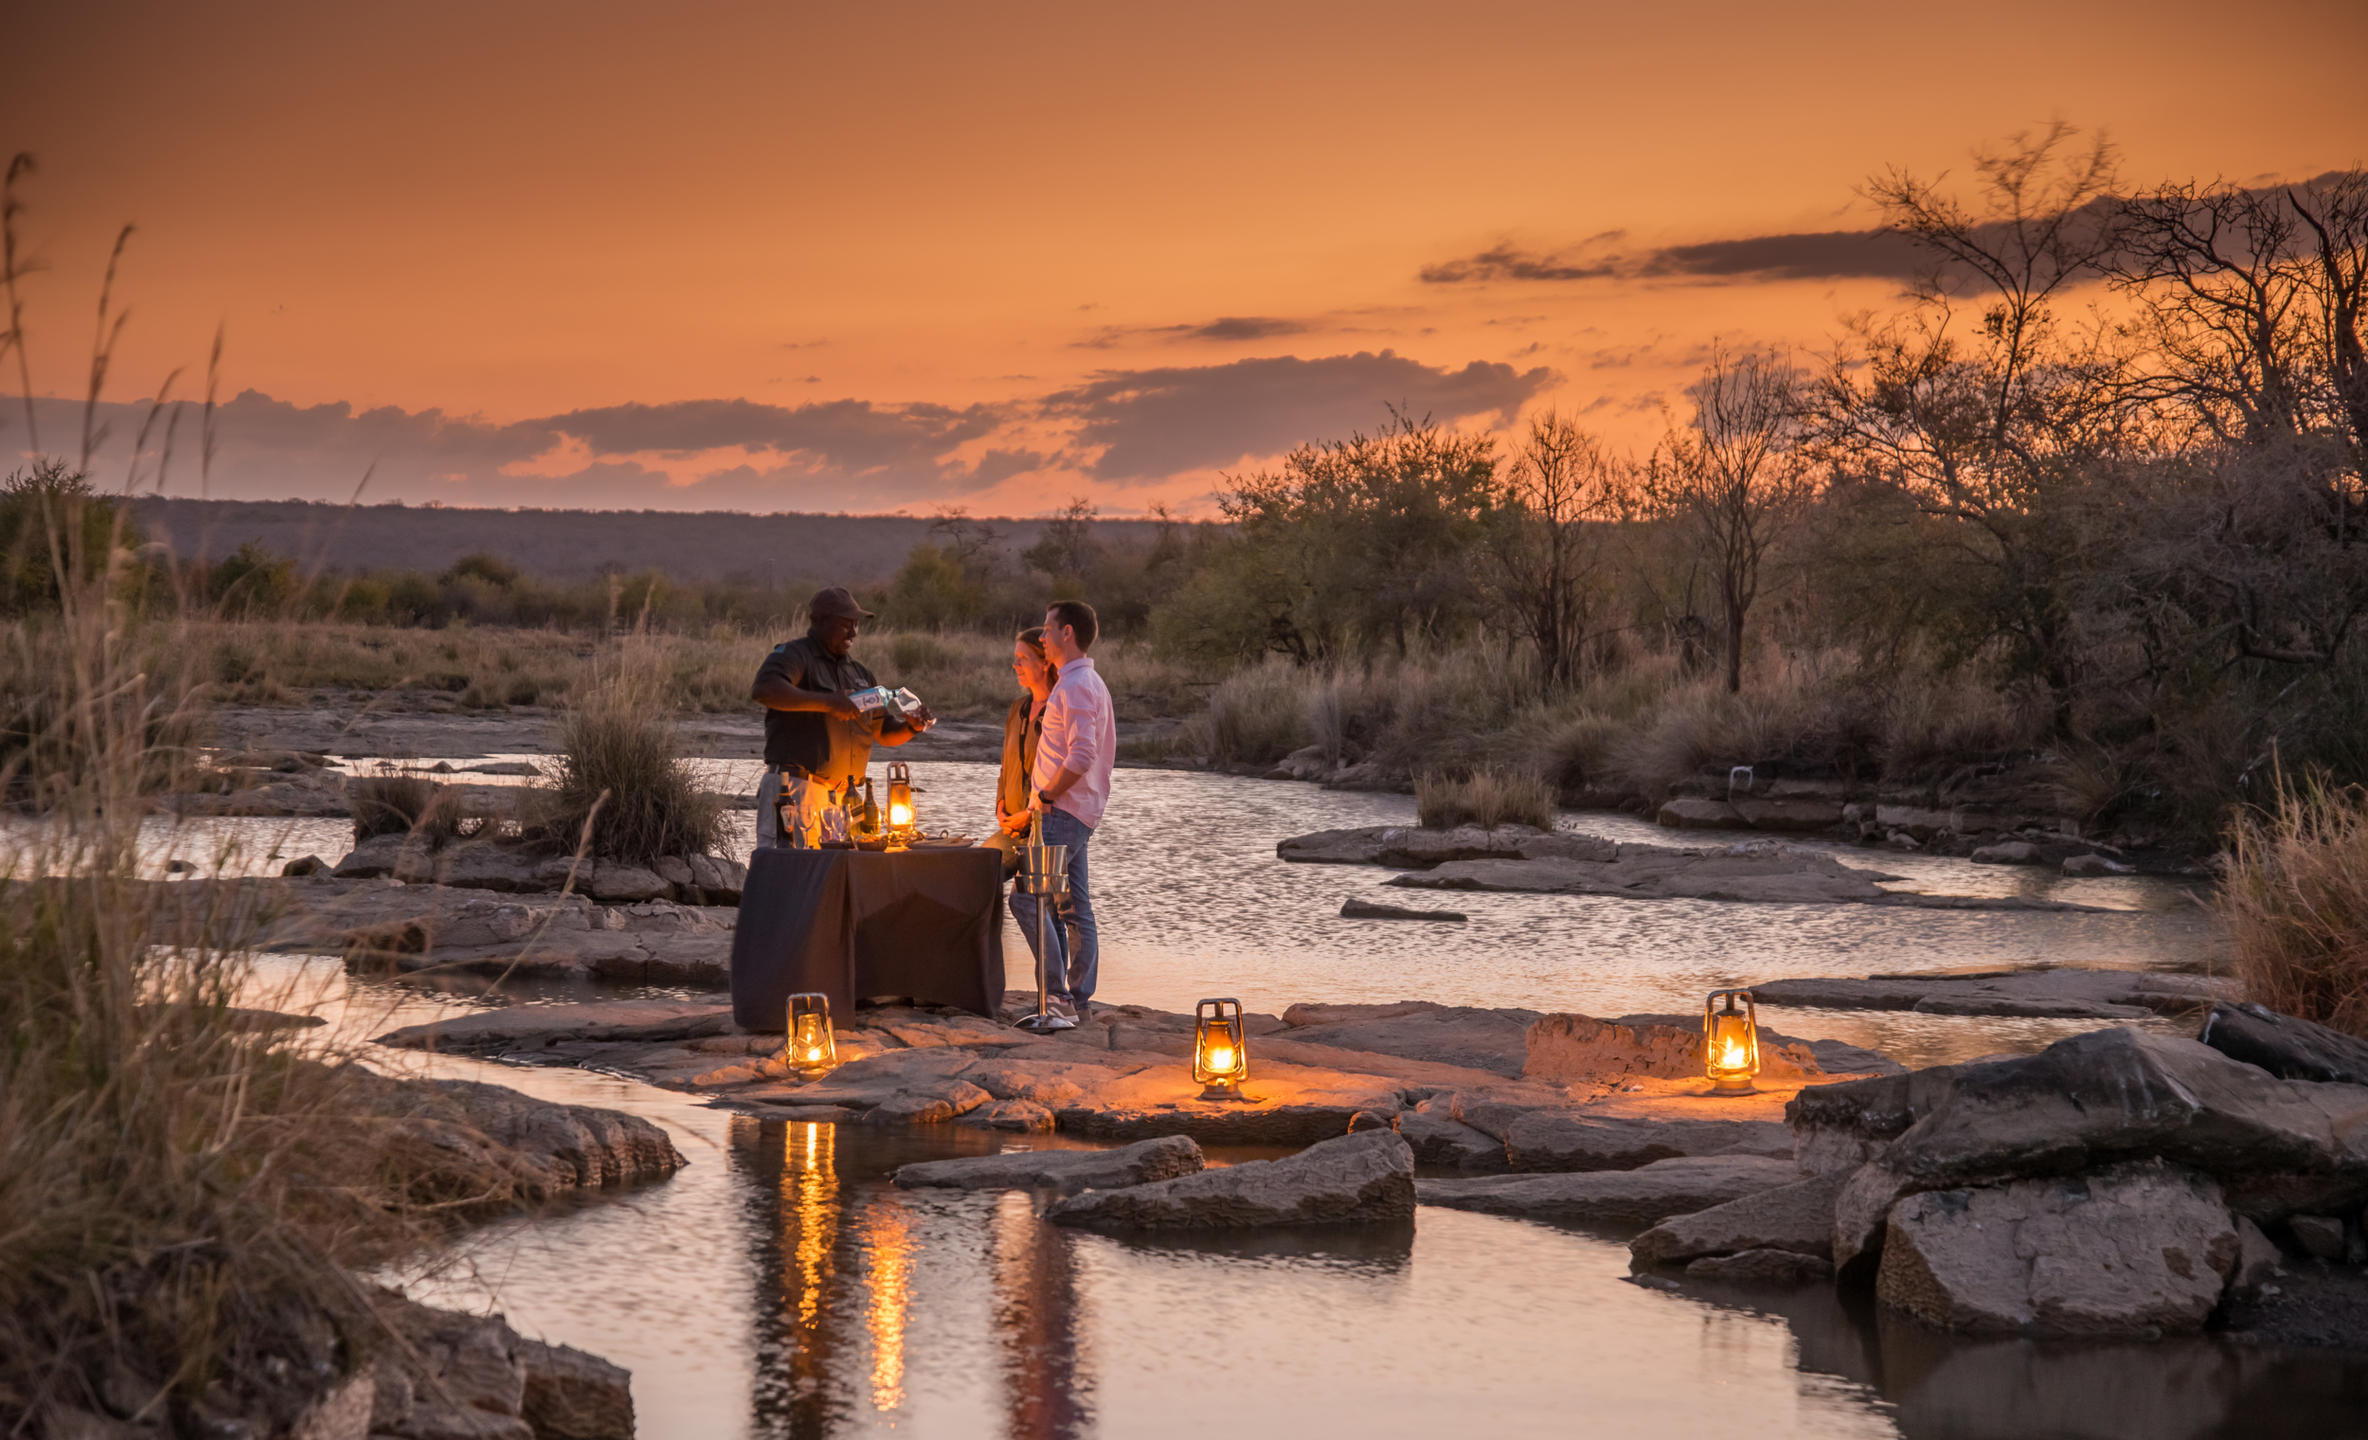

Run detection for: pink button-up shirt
[[1031, 656, 1116, 829]]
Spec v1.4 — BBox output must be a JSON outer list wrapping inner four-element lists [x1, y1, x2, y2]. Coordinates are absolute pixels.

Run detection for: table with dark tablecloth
[[730, 846, 1005, 1029]]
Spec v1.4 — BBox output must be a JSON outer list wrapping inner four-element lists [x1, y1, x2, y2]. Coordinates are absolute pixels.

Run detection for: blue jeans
[[1009, 806, 1097, 1008]]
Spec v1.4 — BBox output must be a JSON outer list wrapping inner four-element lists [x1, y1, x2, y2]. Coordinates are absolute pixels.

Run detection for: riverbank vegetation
[[17, 134, 2352, 851], [2223, 778, 2368, 1033]]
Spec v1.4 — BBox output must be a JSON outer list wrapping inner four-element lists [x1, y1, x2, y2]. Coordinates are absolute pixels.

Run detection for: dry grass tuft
[[528, 634, 723, 861], [350, 772, 457, 843], [1415, 765, 1558, 831], [2222, 777, 2368, 1035]]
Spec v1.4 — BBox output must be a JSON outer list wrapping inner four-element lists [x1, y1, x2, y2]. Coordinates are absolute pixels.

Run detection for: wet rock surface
[[893, 1134, 1206, 1191], [1750, 967, 2231, 1020], [1417, 1154, 1801, 1226], [1047, 1129, 1417, 1230]]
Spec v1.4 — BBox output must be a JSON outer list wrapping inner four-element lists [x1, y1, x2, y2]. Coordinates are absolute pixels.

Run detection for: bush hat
[[809, 586, 876, 621]]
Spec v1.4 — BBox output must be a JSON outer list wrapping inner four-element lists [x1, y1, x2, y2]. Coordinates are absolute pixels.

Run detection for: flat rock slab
[[1278, 824, 1614, 868], [893, 1134, 1205, 1191], [1485, 1110, 1795, 1172], [377, 999, 736, 1054], [1685, 1249, 1834, 1284], [1525, 1011, 1835, 1086], [1048, 1129, 1416, 1230], [1278, 1001, 1539, 1078], [1417, 1155, 1801, 1226], [1750, 967, 2231, 1020], [1340, 896, 1467, 922]]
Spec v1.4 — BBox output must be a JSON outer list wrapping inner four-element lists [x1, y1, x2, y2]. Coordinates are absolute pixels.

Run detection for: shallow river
[[184, 759, 2362, 1439]]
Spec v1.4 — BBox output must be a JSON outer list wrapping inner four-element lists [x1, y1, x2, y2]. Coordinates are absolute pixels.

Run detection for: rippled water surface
[[185, 754, 2343, 1440]]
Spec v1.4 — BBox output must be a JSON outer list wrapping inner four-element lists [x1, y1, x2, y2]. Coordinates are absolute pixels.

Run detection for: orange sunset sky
[[5, 0, 2365, 515]]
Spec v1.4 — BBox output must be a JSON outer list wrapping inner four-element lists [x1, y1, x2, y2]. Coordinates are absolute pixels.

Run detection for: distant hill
[[132, 499, 1171, 586]]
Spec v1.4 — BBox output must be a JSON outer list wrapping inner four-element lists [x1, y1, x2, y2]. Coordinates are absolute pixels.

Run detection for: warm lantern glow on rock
[[1193, 997, 1249, 1100], [788, 991, 838, 1073], [1703, 988, 1760, 1095]]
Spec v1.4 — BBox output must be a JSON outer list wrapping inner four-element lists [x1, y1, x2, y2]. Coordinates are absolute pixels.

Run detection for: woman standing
[[990, 626, 1056, 871]]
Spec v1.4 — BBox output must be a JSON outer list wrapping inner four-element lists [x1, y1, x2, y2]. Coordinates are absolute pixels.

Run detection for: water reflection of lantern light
[[781, 1121, 837, 1331], [1703, 988, 1761, 1095], [788, 992, 838, 1073], [885, 760, 915, 835], [864, 1204, 914, 1413], [1193, 997, 1250, 1100]]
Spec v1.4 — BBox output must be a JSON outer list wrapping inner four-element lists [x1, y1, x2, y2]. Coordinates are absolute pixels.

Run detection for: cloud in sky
[[1420, 176, 2355, 291], [19, 349, 1555, 509], [1420, 231, 1925, 287], [1043, 350, 1556, 480], [1076, 315, 1313, 349]]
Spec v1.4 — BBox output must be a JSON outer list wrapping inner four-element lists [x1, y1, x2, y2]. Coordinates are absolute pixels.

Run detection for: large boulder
[[1416, 1154, 1799, 1226], [1046, 1128, 1415, 1230], [1875, 1160, 2239, 1336], [1796, 1027, 2368, 1276], [2198, 1001, 2368, 1085], [1629, 1171, 1845, 1267], [893, 1134, 1205, 1192]]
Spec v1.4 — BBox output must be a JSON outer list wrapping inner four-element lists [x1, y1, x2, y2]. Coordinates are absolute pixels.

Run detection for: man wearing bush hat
[[751, 586, 934, 848]]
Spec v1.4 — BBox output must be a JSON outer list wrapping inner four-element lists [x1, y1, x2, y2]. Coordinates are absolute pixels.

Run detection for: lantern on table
[[1193, 997, 1249, 1100], [885, 761, 915, 835], [1703, 988, 1760, 1094], [788, 992, 838, 1073]]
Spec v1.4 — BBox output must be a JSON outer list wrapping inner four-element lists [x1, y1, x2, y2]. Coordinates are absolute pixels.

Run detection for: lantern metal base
[[1706, 1078, 1759, 1097], [1198, 1082, 1252, 1102]]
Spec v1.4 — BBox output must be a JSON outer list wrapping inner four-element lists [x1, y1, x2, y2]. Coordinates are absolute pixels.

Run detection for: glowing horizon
[[7, 0, 2363, 515]]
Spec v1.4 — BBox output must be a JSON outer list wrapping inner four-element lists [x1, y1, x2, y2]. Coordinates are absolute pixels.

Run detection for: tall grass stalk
[[0, 497, 425, 1428], [2222, 778, 2368, 1035]]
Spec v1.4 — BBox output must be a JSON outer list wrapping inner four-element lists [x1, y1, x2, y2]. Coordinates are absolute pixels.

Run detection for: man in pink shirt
[[1013, 598, 1116, 1029]]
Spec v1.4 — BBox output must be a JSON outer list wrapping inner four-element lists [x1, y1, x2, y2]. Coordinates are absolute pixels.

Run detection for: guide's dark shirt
[[755, 634, 899, 784]]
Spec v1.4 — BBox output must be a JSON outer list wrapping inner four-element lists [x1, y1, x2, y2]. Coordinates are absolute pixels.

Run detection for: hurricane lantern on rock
[[1703, 988, 1760, 1094], [1193, 997, 1249, 1100], [885, 761, 915, 834], [788, 992, 838, 1073]]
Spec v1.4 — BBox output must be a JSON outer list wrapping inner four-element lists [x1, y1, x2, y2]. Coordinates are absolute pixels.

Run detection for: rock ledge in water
[[1047, 1128, 1416, 1230], [894, 1134, 1205, 1191]]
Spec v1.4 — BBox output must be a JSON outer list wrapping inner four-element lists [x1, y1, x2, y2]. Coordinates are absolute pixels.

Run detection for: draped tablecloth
[[729, 846, 1005, 1029]]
